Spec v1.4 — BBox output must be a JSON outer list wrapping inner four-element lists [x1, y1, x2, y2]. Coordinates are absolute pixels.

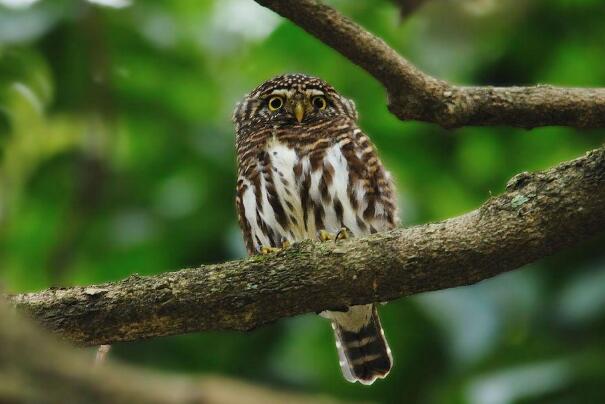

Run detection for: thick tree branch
[[5, 147, 605, 346], [254, 0, 605, 129]]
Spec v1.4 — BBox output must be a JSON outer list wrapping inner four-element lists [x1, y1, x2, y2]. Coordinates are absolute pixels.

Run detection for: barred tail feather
[[328, 304, 392, 385]]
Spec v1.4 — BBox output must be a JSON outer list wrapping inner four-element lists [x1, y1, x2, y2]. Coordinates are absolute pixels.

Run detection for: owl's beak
[[294, 102, 304, 123]]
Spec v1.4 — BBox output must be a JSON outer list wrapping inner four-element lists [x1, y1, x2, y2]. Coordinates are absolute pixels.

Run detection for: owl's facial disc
[[265, 89, 328, 124], [233, 74, 359, 133]]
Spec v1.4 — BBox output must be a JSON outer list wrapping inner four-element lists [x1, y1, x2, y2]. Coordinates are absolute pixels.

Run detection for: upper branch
[[6, 147, 605, 346], [254, 0, 605, 129]]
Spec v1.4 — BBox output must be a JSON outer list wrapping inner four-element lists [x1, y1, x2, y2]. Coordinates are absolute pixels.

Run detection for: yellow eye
[[312, 96, 327, 110], [268, 96, 284, 111]]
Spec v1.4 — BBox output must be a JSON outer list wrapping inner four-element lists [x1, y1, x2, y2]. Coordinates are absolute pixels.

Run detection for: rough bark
[[6, 147, 605, 346], [254, 0, 605, 129], [0, 303, 340, 404]]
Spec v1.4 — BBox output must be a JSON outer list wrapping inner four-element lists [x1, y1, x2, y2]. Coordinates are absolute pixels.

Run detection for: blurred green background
[[1, 0, 604, 402]]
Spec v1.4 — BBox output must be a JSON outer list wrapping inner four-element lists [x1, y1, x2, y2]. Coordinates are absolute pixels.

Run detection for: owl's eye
[[268, 96, 284, 111], [312, 96, 327, 110]]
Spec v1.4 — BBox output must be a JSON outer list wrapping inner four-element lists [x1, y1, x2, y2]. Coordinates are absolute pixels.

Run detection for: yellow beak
[[294, 102, 304, 123]]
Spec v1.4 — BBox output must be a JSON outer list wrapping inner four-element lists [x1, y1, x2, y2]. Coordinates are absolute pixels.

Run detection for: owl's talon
[[260, 241, 291, 255], [318, 230, 334, 242], [335, 227, 349, 241], [260, 246, 281, 255]]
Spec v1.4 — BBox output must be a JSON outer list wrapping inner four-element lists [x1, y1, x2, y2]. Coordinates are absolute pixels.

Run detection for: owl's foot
[[318, 230, 334, 242], [335, 227, 349, 241], [260, 246, 280, 254], [260, 240, 291, 255], [318, 228, 350, 243]]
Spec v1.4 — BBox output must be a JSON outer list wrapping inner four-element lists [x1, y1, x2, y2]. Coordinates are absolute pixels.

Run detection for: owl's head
[[233, 74, 358, 133]]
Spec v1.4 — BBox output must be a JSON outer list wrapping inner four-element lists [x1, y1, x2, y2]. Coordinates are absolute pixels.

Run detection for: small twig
[[95, 344, 112, 365]]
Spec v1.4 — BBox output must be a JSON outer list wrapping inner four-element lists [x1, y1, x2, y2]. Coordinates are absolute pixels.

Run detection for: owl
[[233, 74, 398, 385]]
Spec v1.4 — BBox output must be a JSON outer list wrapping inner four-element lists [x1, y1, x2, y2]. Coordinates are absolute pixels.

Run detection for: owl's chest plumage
[[236, 118, 397, 254]]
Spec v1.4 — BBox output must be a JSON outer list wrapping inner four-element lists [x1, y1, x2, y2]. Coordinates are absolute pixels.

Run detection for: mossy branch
[[6, 147, 605, 346]]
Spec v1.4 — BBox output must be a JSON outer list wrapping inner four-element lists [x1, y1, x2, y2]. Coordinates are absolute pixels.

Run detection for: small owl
[[233, 74, 398, 384]]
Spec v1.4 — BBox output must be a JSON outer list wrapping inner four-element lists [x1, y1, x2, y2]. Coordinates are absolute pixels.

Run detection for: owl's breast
[[264, 138, 307, 239], [240, 132, 391, 253]]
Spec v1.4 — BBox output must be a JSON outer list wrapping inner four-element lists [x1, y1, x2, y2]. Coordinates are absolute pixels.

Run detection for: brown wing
[[357, 130, 398, 230], [235, 177, 256, 255], [340, 126, 398, 233]]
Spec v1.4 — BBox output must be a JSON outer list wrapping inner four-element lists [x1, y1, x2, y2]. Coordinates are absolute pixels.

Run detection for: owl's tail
[[327, 304, 392, 385]]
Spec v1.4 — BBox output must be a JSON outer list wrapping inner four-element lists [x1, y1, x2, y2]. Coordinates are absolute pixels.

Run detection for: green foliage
[[0, 0, 604, 402]]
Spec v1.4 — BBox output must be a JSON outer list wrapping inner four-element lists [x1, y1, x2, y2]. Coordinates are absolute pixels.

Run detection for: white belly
[[241, 139, 381, 252]]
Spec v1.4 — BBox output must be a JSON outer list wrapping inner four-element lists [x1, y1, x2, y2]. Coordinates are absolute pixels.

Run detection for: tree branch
[[254, 0, 605, 129], [6, 147, 605, 346], [0, 303, 341, 404]]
